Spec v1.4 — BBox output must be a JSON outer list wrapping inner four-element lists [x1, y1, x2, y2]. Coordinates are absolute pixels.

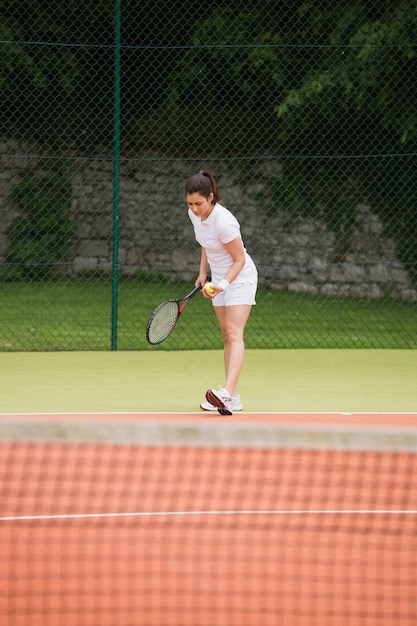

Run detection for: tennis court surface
[[1, 411, 416, 625]]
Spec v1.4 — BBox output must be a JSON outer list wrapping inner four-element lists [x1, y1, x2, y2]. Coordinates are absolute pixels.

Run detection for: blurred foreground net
[[1, 413, 417, 626]]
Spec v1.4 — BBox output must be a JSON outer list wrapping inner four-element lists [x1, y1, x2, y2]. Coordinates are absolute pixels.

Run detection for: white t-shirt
[[188, 202, 256, 282]]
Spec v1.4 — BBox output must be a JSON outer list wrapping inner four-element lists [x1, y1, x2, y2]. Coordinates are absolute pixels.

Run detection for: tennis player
[[185, 170, 258, 415]]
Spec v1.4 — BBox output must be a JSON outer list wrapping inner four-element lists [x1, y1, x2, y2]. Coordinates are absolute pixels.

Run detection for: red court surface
[[1, 412, 417, 626], [1, 410, 417, 425]]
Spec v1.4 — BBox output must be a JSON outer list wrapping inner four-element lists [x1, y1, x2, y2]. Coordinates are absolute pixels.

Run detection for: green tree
[[165, 1, 417, 274], [277, 1, 417, 148], [1, 0, 113, 143], [166, 1, 417, 151]]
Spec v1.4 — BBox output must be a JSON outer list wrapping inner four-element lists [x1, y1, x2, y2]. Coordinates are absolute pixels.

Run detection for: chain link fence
[[1, 0, 416, 350]]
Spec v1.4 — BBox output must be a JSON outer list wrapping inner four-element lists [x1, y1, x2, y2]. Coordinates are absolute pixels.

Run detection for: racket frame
[[145, 283, 204, 345]]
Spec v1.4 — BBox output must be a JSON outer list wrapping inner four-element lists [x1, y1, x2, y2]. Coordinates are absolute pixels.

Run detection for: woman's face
[[186, 192, 214, 221]]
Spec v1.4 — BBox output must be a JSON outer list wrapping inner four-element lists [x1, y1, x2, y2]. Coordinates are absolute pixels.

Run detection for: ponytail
[[184, 170, 221, 204]]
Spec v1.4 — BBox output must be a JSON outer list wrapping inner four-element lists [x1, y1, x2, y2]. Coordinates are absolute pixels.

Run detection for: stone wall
[[1, 138, 416, 301]]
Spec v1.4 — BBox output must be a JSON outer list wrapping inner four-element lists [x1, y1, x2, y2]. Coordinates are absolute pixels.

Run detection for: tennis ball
[[204, 282, 215, 294]]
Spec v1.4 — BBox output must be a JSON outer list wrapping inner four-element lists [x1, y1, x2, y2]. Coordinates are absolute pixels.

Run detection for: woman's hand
[[201, 281, 224, 299]]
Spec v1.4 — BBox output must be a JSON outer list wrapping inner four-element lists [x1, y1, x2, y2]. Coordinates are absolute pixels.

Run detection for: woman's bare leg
[[214, 305, 252, 397]]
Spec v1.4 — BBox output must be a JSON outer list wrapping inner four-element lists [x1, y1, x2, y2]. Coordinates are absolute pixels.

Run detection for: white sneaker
[[200, 394, 243, 412], [205, 387, 234, 416]]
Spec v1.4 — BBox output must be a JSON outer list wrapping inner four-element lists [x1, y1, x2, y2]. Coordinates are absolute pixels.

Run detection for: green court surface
[[0, 349, 416, 414]]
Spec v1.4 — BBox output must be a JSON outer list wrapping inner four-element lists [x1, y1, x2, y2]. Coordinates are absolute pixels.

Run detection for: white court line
[[1, 411, 417, 416], [1, 509, 417, 522]]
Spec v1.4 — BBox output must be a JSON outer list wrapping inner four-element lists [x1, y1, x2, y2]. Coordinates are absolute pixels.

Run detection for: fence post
[[111, 0, 121, 350]]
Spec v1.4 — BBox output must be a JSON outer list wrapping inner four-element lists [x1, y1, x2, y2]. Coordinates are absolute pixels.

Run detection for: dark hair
[[184, 170, 221, 204]]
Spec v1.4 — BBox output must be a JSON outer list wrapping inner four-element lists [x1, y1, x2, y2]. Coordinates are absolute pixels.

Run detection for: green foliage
[[0, 0, 114, 142], [4, 166, 77, 280], [167, 6, 285, 111], [3, 0, 417, 151], [1, 0, 416, 287], [362, 154, 417, 278], [131, 104, 278, 157], [277, 1, 417, 144], [0, 20, 42, 93], [160, 5, 291, 156]]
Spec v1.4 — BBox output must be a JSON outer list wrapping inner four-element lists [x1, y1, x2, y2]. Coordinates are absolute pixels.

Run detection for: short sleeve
[[218, 214, 241, 245]]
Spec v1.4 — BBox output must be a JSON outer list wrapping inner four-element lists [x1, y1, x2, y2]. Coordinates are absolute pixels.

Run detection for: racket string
[[147, 301, 180, 344]]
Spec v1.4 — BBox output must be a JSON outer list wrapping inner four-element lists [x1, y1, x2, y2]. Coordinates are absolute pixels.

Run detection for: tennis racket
[[146, 282, 205, 345]]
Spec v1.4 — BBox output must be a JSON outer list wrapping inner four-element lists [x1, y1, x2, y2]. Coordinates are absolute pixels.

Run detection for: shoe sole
[[218, 407, 233, 416], [205, 389, 233, 416], [200, 403, 243, 412]]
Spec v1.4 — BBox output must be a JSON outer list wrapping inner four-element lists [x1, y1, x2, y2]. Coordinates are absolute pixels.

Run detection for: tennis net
[[1, 412, 416, 626]]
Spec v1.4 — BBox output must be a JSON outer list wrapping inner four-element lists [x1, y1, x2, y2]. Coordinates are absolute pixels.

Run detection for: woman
[[185, 170, 258, 415]]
